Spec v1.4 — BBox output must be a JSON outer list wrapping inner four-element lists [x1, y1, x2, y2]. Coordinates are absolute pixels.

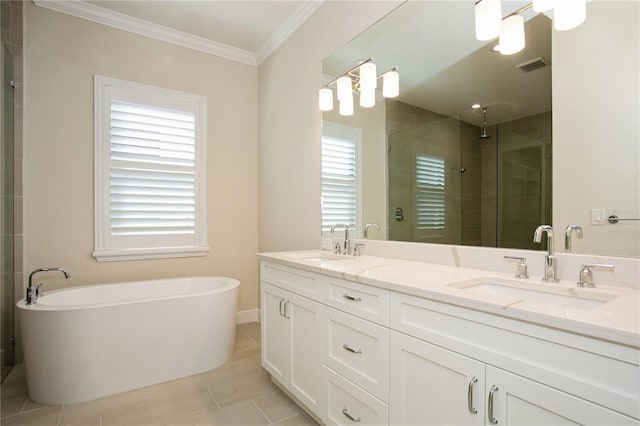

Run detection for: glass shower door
[[1, 43, 15, 382], [496, 126, 552, 250]]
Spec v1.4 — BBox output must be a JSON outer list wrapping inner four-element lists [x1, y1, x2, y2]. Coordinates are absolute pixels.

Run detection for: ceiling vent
[[516, 57, 549, 72]]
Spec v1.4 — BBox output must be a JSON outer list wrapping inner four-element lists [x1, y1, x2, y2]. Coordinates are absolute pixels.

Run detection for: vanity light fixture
[[318, 57, 399, 115], [474, 0, 587, 56]]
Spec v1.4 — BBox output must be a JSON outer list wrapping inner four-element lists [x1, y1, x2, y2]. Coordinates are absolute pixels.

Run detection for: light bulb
[[475, 0, 502, 41], [382, 70, 399, 98], [499, 15, 525, 55], [554, 0, 586, 31], [339, 98, 353, 116], [532, 0, 555, 13], [337, 76, 352, 101], [318, 87, 333, 112], [359, 62, 377, 90], [360, 88, 376, 108]]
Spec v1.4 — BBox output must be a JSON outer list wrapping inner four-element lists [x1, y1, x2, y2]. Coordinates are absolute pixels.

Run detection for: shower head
[[479, 106, 491, 140]]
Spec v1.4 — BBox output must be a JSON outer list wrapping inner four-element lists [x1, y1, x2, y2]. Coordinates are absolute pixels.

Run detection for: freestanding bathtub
[[17, 276, 239, 405]]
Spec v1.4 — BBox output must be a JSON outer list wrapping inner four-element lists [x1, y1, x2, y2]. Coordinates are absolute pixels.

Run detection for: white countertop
[[257, 250, 640, 348]]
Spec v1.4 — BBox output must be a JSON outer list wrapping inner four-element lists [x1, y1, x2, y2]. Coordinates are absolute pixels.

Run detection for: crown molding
[[33, 0, 258, 66], [255, 0, 324, 65]]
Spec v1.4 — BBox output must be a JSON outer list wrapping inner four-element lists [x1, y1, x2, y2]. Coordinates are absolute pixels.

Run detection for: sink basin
[[282, 252, 346, 263], [449, 278, 617, 310]]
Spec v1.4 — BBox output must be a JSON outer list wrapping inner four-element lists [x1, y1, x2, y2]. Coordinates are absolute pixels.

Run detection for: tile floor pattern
[[0, 322, 317, 426]]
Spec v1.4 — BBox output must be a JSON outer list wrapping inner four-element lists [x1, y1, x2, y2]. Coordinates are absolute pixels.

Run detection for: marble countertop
[[257, 250, 640, 348]]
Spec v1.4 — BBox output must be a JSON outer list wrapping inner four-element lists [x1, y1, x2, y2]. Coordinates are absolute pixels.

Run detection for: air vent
[[516, 57, 549, 72]]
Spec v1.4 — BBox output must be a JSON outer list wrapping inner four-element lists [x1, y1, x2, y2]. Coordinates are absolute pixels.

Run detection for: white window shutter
[[415, 155, 446, 230], [322, 136, 357, 232]]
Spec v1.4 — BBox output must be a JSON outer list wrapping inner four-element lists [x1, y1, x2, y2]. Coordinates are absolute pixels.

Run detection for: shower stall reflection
[[387, 100, 551, 250]]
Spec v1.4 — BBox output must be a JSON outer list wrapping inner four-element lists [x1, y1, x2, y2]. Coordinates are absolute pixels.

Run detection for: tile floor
[[0, 322, 317, 426]]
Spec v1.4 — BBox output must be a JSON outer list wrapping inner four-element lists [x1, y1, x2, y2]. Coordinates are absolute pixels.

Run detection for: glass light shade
[[360, 88, 376, 108], [339, 97, 354, 116], [532, 0, 555, 12], [318, 87, 333, 111], [337, 76, 352, 101], [499, 15, 525, 55], [359, 62, 377, 90], [382, 70, 399, 98], [474, 0, 502, 41], [554, 0, 586, 31]]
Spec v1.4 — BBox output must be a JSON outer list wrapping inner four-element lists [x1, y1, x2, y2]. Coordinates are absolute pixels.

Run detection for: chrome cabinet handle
[[467, 377, 478, 414], [342, 408, 361, 422], [279, 299, 284, 316], [342, 343, 362, 354], [343, 293, 362, 302], [488, 385, 499, 424], [284, 301, 290, 319]]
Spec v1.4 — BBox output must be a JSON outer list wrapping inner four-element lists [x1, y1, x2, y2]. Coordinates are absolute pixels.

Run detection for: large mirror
[[321, 0, 639, 258]]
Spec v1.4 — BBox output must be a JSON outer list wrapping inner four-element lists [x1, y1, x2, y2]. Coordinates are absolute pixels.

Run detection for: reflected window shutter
[[110, 101, 196, 237], [415, 155, 446, 230], [321, 136, 357, 232]]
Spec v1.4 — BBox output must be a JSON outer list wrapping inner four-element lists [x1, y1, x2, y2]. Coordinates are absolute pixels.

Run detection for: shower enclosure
[[388, 112, 552, 250], [1, 42, 16, 382]]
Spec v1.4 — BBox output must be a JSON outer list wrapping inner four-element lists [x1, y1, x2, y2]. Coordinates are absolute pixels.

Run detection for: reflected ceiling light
[[318, 87, 333, 111], [499, 14, 525, 55], [475, 0, 502, 40], [471, 103, 482, 109], [318, 58, 399, 115], [553, 0, 586, 31]]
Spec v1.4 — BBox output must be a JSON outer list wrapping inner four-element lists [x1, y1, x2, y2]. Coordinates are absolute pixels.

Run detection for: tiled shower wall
[[1, 0, 24, 364]]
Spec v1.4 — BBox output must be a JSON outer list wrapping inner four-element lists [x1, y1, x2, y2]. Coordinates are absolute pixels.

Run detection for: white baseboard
[[236, 309, 260, 324]]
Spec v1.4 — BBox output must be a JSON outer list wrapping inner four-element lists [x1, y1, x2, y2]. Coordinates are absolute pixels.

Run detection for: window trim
[[93, 75, 208, 261]]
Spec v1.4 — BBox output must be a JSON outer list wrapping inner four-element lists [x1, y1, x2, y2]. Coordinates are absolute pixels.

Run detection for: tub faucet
[[330, 223, 351, 255], [27, 267, 71, 305], [533, 225, 559, 283]]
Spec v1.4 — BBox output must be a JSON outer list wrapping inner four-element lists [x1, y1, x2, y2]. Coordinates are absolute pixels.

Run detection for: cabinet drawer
[[260, 261, 322, 301], [323, 306, 389, 402], [325, 367, 388, 426], [323, 275, 389, 326]]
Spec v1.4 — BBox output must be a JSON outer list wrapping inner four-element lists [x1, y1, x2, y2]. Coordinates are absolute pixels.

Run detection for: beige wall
[[257, 1, 401, 253], [553, 1, 639, 257], [23, 3, 259, 310]]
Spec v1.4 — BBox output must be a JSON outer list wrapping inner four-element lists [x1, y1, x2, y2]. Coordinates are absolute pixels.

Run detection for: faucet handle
[[504, 256, 529, 279], [353, 243, 364, 257], [334, 242, 342, 255], [36, 284, 44, 299], [577, 263, 614, 288]]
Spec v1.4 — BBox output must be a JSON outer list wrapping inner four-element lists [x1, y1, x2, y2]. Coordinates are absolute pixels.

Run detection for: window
[[94, 75, 208, 261], [321, 123, 362, 235], [415, 155, 446, 231]]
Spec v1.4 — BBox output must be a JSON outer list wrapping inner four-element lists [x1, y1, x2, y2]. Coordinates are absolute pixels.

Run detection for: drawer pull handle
[[342, 408, 361, 422], [343, 293, 362, 302], [488, 385, 499, 424], [467, 376, 478, 414], [342, 343, 362, 354]]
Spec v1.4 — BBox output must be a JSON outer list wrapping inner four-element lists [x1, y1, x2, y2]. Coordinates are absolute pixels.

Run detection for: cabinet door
[[260, 282, 287, 384], [486, 366, 637, 426], [389, 331, 485, 426], [287, 291, 324, 417]]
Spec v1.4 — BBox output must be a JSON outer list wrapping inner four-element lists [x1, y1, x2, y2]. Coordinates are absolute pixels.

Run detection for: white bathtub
[[17, 276, 239, 405]]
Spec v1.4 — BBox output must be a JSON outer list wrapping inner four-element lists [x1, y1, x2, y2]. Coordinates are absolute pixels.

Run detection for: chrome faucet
[[27, 267, 70, 305], [330, 223, 351, 255], [564, 224, 583, 253], [533, 225, 559, 283], [364, 223, 380, 239]]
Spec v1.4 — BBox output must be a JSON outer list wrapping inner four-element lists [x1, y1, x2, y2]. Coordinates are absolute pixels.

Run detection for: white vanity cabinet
[[260, 263, 324, 418], [390, 291, 640, 425]]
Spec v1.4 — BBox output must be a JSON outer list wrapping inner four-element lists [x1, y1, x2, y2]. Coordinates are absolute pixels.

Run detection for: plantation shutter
[[415, 155, 446, 230], [321, 136, 357, 233], [110, 101, 196, 237]]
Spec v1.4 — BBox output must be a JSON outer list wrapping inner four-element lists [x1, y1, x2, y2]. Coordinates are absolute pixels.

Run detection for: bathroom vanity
[[258, 250, 639, 425]]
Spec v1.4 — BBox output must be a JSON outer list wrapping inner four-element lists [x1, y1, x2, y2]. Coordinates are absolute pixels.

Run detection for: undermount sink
[[283, 252, 345, 263], [449, 278, 618, 310]]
